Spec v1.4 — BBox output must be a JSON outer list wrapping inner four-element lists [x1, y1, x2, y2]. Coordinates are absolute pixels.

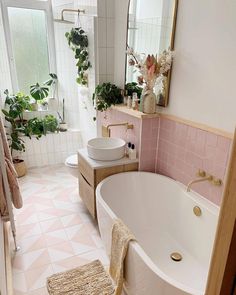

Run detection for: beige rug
[[47, 260, 115, 295]]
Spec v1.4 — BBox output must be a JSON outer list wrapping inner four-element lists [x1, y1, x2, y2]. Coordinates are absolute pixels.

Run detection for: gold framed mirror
[[125, 0, 178, 107]]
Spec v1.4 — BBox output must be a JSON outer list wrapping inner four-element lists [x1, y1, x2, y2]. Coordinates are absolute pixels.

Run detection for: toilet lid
[[66, 154, 78, 167]]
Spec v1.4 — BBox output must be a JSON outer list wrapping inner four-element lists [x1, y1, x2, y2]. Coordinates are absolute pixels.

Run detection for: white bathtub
[[96, 172, 219, 295]]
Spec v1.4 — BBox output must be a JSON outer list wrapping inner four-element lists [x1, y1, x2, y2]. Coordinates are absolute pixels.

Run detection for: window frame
[[0, 0, 57, 92]]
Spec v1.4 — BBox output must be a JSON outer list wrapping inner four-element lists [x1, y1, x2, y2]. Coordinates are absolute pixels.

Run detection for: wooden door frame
[[206, 129, 236, 294]]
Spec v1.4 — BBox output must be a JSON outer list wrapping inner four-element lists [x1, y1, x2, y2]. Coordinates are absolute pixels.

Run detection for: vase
[[142, 87, 156, 114], [47, 97, 58, 111]]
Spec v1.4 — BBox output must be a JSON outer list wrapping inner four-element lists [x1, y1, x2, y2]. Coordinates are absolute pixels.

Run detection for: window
[[1, 0, 56, 93]]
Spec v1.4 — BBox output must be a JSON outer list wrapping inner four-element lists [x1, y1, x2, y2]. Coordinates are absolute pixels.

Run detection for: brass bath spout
[[186, 175, 213, 192]]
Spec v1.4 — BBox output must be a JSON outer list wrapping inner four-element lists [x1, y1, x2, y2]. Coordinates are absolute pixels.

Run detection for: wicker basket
[[14, 160, 27, 178]]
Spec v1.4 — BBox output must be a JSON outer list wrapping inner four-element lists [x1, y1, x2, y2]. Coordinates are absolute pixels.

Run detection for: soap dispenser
[[129, 144, 136, 160]]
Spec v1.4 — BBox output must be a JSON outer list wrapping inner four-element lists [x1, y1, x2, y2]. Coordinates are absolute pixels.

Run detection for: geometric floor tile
[[12, 165, 109, 294]]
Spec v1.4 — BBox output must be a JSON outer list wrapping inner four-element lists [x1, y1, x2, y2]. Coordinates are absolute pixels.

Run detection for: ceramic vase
[[142, 87, 156, 114]]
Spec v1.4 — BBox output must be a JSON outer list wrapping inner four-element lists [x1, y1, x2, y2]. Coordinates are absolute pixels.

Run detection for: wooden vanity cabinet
[[78, 151, 138, 219]]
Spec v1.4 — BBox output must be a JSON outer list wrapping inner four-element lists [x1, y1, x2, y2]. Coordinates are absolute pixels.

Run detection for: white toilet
[[65, 154, 78, 177]]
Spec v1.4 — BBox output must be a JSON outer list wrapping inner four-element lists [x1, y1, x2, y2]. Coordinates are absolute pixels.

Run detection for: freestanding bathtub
[[96, 172, 219, 295]]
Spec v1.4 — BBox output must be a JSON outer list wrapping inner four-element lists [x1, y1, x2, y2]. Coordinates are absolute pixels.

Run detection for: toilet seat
[[65, 154, 78, 168]]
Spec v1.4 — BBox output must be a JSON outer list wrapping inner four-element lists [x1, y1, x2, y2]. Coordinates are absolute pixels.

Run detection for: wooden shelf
[[111, 105, 160, 119]]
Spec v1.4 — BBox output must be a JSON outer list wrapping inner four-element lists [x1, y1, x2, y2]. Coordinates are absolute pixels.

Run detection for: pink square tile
[[206, 132, 218, 147], [217, 136, 232, 152]]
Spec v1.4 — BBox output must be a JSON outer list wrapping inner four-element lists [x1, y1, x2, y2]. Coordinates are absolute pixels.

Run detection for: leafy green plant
[[2, 90, 31, 154], [30, 73, 58, 101], [92, 83, 123, 112], [125, 82, 143, 98], [2, 89, 58, 156], [24, 118, 44, 139], [65, 27, 91, 85], [44, 73, 58, 98], [43, 115, 58, 133]]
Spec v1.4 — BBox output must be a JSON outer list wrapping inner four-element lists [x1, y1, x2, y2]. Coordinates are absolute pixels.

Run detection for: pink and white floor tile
[[13, 165, 108, 295]]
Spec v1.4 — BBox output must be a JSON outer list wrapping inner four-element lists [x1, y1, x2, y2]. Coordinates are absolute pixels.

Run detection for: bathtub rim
[[96, 171, 220, 295]]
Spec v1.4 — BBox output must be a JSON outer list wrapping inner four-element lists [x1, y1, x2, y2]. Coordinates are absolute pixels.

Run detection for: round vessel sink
[[87, 137, 126, 161]]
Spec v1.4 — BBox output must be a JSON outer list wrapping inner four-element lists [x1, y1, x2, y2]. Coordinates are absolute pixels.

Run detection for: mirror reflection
[[126, 0, 178, 107]]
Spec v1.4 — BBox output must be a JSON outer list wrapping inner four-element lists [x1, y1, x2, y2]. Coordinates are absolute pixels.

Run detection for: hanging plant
[[65, 27, 91, 86]]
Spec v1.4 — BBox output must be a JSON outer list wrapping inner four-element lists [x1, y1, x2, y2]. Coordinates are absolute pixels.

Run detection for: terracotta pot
[[13, 159, 27, 178]]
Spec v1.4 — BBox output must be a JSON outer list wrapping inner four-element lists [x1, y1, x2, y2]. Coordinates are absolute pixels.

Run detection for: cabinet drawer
[[78, 154, 94, 187], [79, 172, 96, 218], [95, 165, 124, 186], [124, 162, 139, 172]]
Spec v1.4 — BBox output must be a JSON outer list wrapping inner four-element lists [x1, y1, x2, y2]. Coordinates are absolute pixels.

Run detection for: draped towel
[[109, 219, 135, 295], [0, 116, 23, 217]]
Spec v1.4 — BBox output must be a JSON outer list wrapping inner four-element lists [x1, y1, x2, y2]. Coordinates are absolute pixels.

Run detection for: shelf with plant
[[65, 27, 91, 86], [30, 73, 58, 111], [2, 89, 59, 177]]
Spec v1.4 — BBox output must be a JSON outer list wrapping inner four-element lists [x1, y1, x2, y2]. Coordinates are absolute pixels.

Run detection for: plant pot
[[13, 159, 27, 178], [142, 87, 156, 114], [59, 122, 68, 132], [40, 104, 48, 111], [47, 98, 58, 111], [31, 103, 38, 111]]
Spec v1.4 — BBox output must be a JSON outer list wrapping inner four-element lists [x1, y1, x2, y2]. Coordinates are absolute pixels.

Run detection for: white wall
[[112, 0, 236, 133], [161, 0, 236, 133], [114, 0, 129, 88], [0, 3, 12, 109]]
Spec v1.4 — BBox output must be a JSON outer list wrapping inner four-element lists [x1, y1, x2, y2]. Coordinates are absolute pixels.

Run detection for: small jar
[[127, 96, 132, 108]]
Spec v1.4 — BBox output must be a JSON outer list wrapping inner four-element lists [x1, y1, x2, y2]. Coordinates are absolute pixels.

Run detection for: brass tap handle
[[212, 178, 223, 186], [197, 169, 206, 177]]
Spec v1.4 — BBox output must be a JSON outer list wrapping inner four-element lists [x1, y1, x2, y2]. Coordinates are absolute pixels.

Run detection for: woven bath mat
[[47, 259, 115, 295]]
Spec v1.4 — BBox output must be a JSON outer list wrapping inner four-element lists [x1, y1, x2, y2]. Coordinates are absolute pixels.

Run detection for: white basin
[[87, 137, 126, 161]]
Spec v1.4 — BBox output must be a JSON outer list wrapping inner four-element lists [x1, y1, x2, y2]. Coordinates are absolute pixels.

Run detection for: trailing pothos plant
[[65, 27, 91, 86], [92, 83, 123, 113]]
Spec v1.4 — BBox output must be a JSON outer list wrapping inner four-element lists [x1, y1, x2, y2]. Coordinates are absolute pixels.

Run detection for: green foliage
[[30, 83, 49, 101], [3, 90, 31, 153], [2, 89, 58, 155], [65, 28, 91, 86], [93, 83, 123, 112], [30, 73, 58, 101], [23, 115, 58, 139], [125, 82, 143, 98], [43, 115, 58, 133], [4, 89, 31, 121], [24, 118, 44, 139]]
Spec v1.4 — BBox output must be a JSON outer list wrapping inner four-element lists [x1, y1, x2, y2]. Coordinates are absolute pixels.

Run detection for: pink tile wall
[[156, 118, 232, 205], [97, 109, 141, 154], [139, 118, 159, 172]]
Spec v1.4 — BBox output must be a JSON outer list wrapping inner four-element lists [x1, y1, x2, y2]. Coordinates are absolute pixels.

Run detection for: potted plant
[[41, 100, 48, 111], [57, 99, 67, 132], [44, 73, 58, 111], [65, 28, 91, 86], [2, 90, 59, 177], [125, 82, 143, 98], [2, 90, 31, 177], [92, 83, 123, 113], [30, 73, 58, 111], [43, 115, 59, 133]]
